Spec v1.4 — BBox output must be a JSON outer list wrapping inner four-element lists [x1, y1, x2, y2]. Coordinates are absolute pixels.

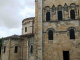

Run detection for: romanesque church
[[1, 0, 80, 60]]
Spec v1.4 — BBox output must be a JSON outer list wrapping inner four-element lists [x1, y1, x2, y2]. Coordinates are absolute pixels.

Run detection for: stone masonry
[[1, 0, 80, 60]]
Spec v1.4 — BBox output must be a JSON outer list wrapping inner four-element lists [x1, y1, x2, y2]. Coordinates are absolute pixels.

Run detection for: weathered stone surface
[[1, 0, 80, 60]]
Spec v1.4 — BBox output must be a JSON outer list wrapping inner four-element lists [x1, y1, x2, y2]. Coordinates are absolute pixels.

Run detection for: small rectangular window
[[25, 27, 27, 32], [4, 46, 6, 53], [15, 46, 18, 53]]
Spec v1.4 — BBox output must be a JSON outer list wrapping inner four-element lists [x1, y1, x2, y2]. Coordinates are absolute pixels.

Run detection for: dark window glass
[[63, 51, 69, 60], [30, 45, 33, 54], [25, 27, 27, 32], [15, 46, 18, 53], [70, 10, 75, 19], [48, 30, 53, 40], [4, 46, 6, 53], [58, 11, 62, 20], [70, 29, 75, 39], [46, 12, 50, 21]]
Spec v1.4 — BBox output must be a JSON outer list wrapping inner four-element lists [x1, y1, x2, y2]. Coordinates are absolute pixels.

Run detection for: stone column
[[69, 8, 70, 19], [62, 8, 64, 20], [50, 8, 52, 21], [56, 10, 58, 20]]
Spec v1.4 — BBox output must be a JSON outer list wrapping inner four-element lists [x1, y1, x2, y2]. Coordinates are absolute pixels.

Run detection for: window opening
[[15, 46, 18, 53], [78, 9, 79, 17], [70, 10, 75, 19], [30, 45, 33, 54], [4, 46, 6, 53], [46, 12, 50, 21], [25, 27, 27, 32], [63, 51, 69, 60], [70, 29, 75, 39], [48, 30, 53, 40], [58, 11, 62, 20]]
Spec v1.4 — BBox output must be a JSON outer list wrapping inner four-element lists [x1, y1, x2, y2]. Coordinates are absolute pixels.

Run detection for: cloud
[[0, 27, 21, 38], [0, 0, 35, 29], [0, 0, 35, 38]]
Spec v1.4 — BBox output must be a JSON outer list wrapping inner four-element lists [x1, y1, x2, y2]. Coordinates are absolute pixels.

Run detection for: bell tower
[[35, 0, 80, 60]]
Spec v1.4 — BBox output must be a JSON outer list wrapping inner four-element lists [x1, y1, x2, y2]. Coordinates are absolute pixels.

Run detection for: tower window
[[58, 11, 62, 20], [70, 29, 75, 39], [15, 46, 18, 53], [70, 10, 75, 19], [4, 46, 6, 53], [48, 30, 53, 40], [30, 45, 33, 54], [46, 12, 50, 21], [25, 27, 27, 32]]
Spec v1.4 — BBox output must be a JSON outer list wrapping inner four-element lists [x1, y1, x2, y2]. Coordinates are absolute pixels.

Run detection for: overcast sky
[[0, 0, 35, 38]]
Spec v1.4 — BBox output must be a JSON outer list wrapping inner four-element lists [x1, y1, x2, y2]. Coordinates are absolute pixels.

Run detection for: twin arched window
[[48, 29, 75, 40]]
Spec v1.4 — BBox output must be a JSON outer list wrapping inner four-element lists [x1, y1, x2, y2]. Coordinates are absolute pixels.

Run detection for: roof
[[3, 35, 22, 39], [22, 17, 35, 23], [20, 33, 34, 37], [3, 33, 34, 40]]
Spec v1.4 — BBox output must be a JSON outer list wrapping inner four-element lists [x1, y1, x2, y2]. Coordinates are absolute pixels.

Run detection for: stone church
[[1, 0, 80, 60]]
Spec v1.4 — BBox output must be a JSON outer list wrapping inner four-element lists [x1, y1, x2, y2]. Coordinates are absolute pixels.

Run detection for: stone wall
[[43, 0, 80, 21], [34, 0, 80, 60], [21, 37, 28, 60], [22, 17, 34, 35], [42, 20, 80, 60], [28, 37, 34, 60], [1, 39, 21, 60]]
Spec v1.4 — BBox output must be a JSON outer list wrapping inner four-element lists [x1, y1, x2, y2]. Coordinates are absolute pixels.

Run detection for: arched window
[[48, 30, 53, 40], [70, 29, 75, 39], [46, 12, 50, 21], [30, 45, 33, 54], [70, 10, 75, 19], [4, 46, 6, 53], [15, 46, 18, 53], [58, 11, 62, 20]]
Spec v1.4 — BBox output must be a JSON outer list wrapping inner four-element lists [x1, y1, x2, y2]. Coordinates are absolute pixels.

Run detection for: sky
[[0, 0, 35, 38]]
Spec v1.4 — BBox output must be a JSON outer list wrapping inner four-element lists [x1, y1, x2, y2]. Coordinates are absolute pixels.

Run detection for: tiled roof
[[3, 33, 34, 40], [20, 33, 34, 37], [3, 35, 22, 39]]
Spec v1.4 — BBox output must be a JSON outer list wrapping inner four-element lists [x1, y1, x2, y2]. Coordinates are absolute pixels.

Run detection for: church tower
[[35, 0, 80, 60]]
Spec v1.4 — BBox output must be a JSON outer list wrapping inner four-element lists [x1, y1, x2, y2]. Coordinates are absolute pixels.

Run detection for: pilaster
[[34, 0, 43, 60]]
